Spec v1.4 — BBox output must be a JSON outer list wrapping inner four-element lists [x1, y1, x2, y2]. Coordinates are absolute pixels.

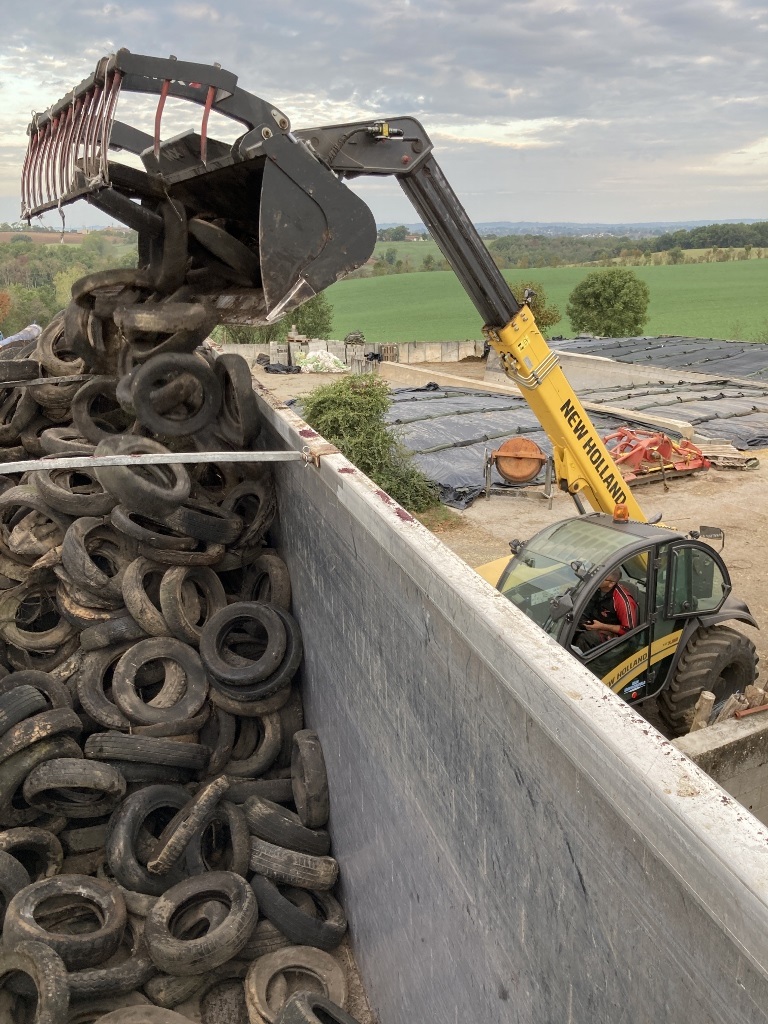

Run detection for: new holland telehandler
[[21, 49, 758, 734]]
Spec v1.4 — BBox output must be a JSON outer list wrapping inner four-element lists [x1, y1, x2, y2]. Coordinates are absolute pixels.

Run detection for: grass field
[[327, 259, 768, 343], [372, 239, 444, 268]]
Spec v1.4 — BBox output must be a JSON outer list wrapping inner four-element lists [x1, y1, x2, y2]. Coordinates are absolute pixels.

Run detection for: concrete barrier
[[677, 716, 768, 826], [257, 389, 768, 1024]]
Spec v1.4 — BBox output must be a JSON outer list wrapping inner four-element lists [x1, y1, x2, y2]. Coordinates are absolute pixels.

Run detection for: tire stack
[[0, 225, 364, 1024]]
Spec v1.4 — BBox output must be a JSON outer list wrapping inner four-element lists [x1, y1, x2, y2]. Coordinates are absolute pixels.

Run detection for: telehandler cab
[[21, 49, 758, 734]]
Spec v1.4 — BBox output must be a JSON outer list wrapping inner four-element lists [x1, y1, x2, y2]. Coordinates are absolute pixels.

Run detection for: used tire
[[227, 713, 282, 778], [239, 549, 291, 609], [291, 730, 330, 829], [105, 784, 191, 896], [111, 637, 208, 726], [3, 874, 126, 970], [0, 940, 70, 1024], [244, 796, 330, 856], [244, 946, 347, 1024], [85, 733, 209, 773], [22, 758, 126, 819], [275, 993, 363, 1024], [0, 685, 49, 737], [200, 602, 287, 686], [0, 707, 82, 767], [121, 557, 170, 636], [94, 436, 191, 518], [0, 825, 63, 880], [146, 776, 230, 876], [159, 564, 227, 645], [144, 870, 258, 974], [248, 837, 338, 890], [131, 353, 222, 437], [250, 876, 347, 951]]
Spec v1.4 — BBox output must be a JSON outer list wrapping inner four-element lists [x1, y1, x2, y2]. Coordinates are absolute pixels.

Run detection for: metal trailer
[[260, 386, 768, 1024]]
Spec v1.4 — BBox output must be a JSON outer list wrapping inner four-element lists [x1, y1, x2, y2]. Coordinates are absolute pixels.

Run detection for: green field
[[372, 239, 444, 268], [328, 259, 768, 343]]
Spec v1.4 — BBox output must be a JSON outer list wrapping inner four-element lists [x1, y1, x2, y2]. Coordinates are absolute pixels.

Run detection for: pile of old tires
[[0, 252, 365, 1024]]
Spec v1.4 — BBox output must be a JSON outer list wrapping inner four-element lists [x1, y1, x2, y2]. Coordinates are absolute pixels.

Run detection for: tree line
[[0, 234, 137, 336], [367, 221, 768, 274]]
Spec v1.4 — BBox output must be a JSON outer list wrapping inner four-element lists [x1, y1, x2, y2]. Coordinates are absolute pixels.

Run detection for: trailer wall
[[259, 392, 768, 1024]]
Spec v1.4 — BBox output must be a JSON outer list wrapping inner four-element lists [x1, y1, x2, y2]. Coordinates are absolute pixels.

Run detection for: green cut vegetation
[[300, 376, 439, 513], [328, 259, 768, 343]]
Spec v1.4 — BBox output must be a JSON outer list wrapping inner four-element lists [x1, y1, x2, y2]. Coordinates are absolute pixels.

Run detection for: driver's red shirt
[[596, 583, 639, 636]]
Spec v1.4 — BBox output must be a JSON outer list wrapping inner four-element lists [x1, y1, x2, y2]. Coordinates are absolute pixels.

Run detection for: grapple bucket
[[21, 50, 375, 324]]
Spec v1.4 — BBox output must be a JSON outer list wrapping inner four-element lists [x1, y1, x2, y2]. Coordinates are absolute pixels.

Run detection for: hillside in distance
[[376, 219, 764, 239]]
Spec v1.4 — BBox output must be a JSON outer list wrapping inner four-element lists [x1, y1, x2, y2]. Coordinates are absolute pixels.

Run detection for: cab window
[[665, 544, 729, 617]]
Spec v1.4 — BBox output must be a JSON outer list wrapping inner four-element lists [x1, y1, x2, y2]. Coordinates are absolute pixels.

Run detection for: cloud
[[0, 0, 764, 225]]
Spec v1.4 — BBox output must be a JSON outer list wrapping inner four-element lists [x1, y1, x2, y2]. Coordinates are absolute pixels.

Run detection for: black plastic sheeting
[[566, 379, 768, 448], [554, 335, 768, 381], [291, 352, 768, 508], [385, 384, 629, 507]]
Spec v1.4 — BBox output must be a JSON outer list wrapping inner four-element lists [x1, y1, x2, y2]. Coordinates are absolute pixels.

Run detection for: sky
[[0, 0, 766, 229]]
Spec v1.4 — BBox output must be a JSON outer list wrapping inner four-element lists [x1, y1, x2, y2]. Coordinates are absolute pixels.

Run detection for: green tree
[[668, 247, 685, 264], [291, 291, 334, 339], [54, 266, 87, 308], [509, 279, 561, 337], [565, 268, 650, 337], [422, 253, 435, 271], [390, 225, 408, 242], [384, 247, 397, 266], [0, 284, 58, 336], [216, 292, 335, 346]]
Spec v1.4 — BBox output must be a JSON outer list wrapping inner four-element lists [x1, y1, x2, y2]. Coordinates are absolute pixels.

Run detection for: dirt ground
[[253, 359, 768, 680]]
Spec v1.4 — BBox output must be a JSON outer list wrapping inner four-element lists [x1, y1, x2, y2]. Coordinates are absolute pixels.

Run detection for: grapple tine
[[21, 49, 376, 324]]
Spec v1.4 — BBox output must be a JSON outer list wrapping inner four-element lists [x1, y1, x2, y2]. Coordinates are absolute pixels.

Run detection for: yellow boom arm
[[485, 308, 647, 523]]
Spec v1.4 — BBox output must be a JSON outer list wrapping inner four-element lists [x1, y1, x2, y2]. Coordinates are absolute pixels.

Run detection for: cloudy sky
[[1, 0, 766, 228]]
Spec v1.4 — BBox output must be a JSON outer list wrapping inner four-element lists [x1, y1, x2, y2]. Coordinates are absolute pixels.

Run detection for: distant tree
[[390, 225, 407, 242], [54, 266, 87, 308], [566, 268, 650, 337], [217, 292, 334, 346], [0, 291, 10, 325], [292, 292, 334, 339], [384, 247, 397, 266], [422, 253, 435, 271], [509, 279, 561, 337], [1, 284, 58, 335], [667, 247, 685, 264]]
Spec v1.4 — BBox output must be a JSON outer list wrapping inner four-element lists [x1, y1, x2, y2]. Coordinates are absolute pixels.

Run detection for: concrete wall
[[220, 340, 485, 368], [257, 391, 768, 1024], [676, 716, 768, 825]]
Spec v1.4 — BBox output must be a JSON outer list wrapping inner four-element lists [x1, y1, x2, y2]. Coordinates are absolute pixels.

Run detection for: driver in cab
[[577, 568, 639, 651]]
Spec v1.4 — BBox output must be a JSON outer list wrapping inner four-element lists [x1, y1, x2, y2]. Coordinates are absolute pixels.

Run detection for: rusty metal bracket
[[302, 442, 340, 468]]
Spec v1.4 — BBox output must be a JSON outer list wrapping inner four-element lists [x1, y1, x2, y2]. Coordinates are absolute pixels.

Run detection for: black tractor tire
[[658, 624, 758, 736]]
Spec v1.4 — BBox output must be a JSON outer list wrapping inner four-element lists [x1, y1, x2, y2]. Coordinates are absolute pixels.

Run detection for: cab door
[[646, 540, 732, 693], [567, 551, 653, 705]]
